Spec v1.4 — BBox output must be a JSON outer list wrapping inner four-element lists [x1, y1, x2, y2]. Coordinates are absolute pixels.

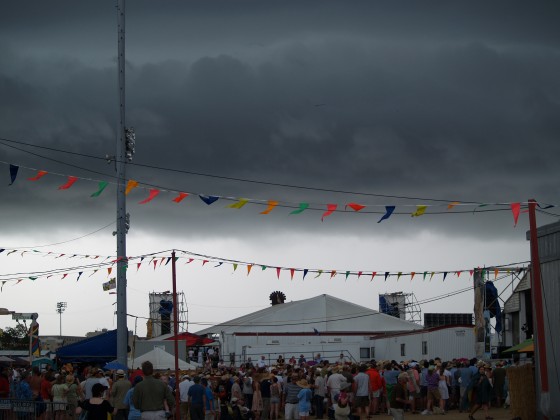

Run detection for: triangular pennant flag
[[202, 260, 208, 266], [397, 272, 402, 281], [153, 260, 158, 270], [276, 267, 281, 279], [137, 263, 142, 271], [233, 264, 238, 271], [290, 268, 295, 280], [330, 270, 337, 279], [125, 180, 139, 195], [411, 272, 416, 281], [321, 204, 337, 221], [165, 257, 172, 265], [494, 269, 499, 279], [378, 206, 396, 223], [61, 274, 68, 280], [76, 272, 83, 281], [456, 271, 462, 277], [228, 198, 249, 209], [469, 270, 474, 277], [346, 203, 365, 212], [290, 202, 309, 215], [214, 262, 223, 267], [384, 272, 389, 281], [1, 281, 5, 292], [423, 272, 427, 281], [411, 205, 427, 217], [447, 202, 460, 210], [443, 272, 448, 281], [29, 276, 38, 281], [91, 181, 109, 197], [107, 267, 112, 276], [7, 250, 17, 256], [370, 272, 377, 281], [139, 189, 160, 204], [303, 269, 309, 280], [9, 164, 19, 185], [430, 272, 435, 281], [345, 271, 350, 280], [247, 265, 253, 276], [314, 270, 323, 278], [172, 192, 189, 203], [261, 265, 267, 271], [510, 202, 521, 227], [260, 200, 279, 215], [89, 270, 98, 277], [27, 170, 48, 181], [199, 195, 220, 205], [358, 271, 362, 279], [58, 176, 78, 190]]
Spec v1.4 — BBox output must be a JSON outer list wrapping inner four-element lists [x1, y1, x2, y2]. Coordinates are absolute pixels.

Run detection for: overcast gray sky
[[0, 1, 558, 337]]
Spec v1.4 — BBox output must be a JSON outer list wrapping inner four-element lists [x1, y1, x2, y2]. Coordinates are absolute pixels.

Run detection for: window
[[400, 343, 406, 357], [422, 341, 428, 355], [370, 347, 375, 359], [360, 347, 370, 359]]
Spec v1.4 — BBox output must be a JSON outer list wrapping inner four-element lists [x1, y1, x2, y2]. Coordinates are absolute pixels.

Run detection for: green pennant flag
[[91, 181, 109, 197], [314, 270, 323, 278], [345, 271, 350, 280], [290, 203, 309, 215]]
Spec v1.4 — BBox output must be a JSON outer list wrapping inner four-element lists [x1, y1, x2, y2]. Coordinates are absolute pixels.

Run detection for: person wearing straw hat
[[296, 379, 312, 420]]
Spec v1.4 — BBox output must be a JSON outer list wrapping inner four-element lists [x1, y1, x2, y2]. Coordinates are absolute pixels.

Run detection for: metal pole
[[171, 251, 181, 420], [527, 199, 549, 400], [116, 0, 128, 368]]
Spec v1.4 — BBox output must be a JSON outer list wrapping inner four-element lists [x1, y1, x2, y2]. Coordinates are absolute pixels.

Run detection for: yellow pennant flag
[[260, 200, 279, 215], [228, 198, 249, 209], [430, 272, 435, 281], [125, 180, 139, 195], [411, 205, 427, 217]]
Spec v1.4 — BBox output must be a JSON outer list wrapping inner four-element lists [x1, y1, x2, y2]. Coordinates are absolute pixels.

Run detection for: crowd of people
[[0, 353, 514, 420]]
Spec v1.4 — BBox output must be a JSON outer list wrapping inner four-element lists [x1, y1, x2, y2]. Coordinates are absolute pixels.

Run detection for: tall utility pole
[[56, 302, 67, 338], [115, 0, 130, 368]]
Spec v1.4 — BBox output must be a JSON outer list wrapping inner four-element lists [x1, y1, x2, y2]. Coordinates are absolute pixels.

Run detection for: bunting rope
[[3, 161, 553, 224]]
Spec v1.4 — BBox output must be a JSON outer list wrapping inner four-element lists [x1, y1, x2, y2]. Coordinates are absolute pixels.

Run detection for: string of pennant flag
[[5, 162, 553, 225], [0, 247, 528, 290]]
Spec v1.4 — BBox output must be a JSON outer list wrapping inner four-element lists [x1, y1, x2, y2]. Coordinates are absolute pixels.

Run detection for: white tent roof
[[131, 347, 196, 370], [195, 294, 421, 336]]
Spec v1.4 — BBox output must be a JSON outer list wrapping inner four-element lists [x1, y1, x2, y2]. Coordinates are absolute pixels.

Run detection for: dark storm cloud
[[1, 1, 559, 239]]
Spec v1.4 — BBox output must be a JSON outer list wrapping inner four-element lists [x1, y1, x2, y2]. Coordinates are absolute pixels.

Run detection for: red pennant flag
[[159, 257, 165, 266], [27, 170, 48, 181], [370, 272, 377, 281], [469, 270, 474, 277], [172, 192, 189, 203], [58, 176, 78, 190], [510, 202, 521, 227], [346, 203, 365, 212], [456, 271, 462, 277], [139, 189, 160, 204], [330, 270, 337, 279], [358, 271, 362, 279], [276, 267, 281, 279], [321, 204, 337, 221], [153, 260, 158, 270], [290, 268, 295, 280], [411, 272, 416, 281], [61, 274, 68, 280], [185, 258, 194, 264], [137, 263, 142, 271], [202, 260, 209, 266]]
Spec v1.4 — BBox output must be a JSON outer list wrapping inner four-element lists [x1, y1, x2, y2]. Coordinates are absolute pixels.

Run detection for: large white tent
[[130, 347, 196, 370]]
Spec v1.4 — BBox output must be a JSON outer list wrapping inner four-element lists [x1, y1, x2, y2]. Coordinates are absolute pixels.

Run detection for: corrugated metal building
[[529, 220, 560, 419]]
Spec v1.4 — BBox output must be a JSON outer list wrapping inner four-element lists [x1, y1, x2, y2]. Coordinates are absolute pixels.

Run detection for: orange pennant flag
[[346, 203, 365, 212], [411, 272, 415, 281], [125, 180, 139, 195], [58, 176, 78, 190], [447, 202, 460, 210], [27, 170, 48, 181], [510, 202, 521, 227], [330, 270, 337, 279], [260, 200, 279, 215], [247, 264, 253, 276], [172, 192, 189, 203], [494, 269, 499, 279], [139, 189, 160, 204], [107, 267, 112, 276]]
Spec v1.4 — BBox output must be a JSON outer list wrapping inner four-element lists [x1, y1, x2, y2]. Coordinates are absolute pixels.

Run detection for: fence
[[0, 398, 70, 420]]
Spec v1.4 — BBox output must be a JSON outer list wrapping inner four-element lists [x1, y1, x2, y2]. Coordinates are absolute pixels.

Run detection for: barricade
[[0, 398, 68, 420]]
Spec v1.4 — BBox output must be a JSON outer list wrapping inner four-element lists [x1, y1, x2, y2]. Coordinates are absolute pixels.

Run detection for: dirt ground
[[339, 408, 515, 420]]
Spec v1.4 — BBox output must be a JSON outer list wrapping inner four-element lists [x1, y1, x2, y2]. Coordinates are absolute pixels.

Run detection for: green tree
[[0, 324, 29, 350]]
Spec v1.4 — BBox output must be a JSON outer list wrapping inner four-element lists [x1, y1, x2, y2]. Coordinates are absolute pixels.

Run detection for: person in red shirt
[[0, 368, 10, 397], [40, 371, 54, 402], [366, 363, 382, 415]]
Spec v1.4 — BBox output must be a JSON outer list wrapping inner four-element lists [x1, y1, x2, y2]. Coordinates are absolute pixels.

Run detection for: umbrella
[[518, 342, 534, 353], [503, 338, 533, 353], [103, 360, 128, 371]]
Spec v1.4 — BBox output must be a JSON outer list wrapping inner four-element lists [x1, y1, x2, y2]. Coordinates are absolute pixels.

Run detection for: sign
[[12, 401, 34, 413], [11, 313, 38, 321]]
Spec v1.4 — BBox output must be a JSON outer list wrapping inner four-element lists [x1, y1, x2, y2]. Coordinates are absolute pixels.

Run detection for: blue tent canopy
[[56, 329, 117, 363]]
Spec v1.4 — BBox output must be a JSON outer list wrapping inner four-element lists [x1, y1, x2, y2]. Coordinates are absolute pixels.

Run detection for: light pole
[[56, 302, 67, 338]]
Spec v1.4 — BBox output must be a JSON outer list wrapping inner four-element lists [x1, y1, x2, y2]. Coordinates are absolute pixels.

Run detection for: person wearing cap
[[389, 373, 412, 420], [296, 379, 312, 420], [111, 369, 131, 420], [132, 361, 175, 419]]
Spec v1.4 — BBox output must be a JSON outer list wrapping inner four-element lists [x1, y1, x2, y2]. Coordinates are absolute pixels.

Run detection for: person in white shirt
[[179, 375, 194, 420], [257, 356, 267, 370]]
